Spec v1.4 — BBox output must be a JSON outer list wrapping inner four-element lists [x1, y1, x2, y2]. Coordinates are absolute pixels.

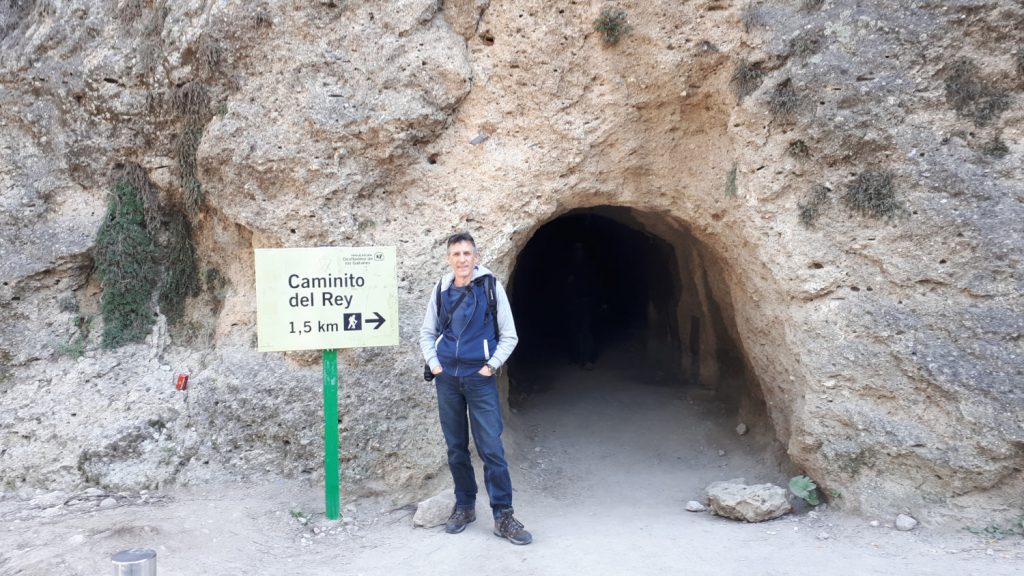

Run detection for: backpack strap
[[435, 279, 470, 334], [434, 280, 442, 326], [478, 275, 499, 340]]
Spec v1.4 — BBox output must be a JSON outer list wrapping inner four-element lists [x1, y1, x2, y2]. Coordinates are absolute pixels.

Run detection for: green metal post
[[323, 349, 340, 520]]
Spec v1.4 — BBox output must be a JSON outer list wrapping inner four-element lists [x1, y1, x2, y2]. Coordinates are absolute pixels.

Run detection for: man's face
[[447, 241, 479, 286]]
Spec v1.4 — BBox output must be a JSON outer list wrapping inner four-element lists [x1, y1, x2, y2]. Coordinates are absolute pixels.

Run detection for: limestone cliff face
[[1, 0, 1021, 523]]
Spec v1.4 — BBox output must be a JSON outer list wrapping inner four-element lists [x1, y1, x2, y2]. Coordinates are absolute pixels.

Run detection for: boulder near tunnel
[[501, 206, 792, 495]]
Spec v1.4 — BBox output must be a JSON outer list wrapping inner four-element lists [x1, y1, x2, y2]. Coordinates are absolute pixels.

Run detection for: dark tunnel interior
[[507, 207, 686, 398], [503, 206, 785, 479]]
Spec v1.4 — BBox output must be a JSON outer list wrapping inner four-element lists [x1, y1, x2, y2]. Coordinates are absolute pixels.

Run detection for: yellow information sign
[[254, 246, 399, 352]]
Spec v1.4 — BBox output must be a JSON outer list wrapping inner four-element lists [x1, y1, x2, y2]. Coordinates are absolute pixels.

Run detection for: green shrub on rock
[[789, 475, 820, 506], [593, 6, 629, 47], [94, 178, 159, 348], [158, 210, 201, 324]]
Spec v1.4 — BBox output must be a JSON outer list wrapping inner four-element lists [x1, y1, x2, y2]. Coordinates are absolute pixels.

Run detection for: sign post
[[322, 348, 340, 519], [254, 246, 399, 520]]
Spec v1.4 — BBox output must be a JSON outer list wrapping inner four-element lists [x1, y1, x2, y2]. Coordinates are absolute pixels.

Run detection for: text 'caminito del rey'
[[286, 273, 366, 309]]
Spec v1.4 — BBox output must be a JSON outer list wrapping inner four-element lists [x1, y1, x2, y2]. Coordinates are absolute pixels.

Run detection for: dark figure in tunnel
[[565, 241, 604, 370]]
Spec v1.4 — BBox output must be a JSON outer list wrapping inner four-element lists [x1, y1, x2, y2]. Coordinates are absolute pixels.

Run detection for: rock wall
[[1, 0, 1021, 524]]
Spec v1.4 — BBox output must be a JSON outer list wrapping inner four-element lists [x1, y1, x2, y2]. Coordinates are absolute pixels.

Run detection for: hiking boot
[[445, 506, 476, 534], [493, 508, 532, 545]]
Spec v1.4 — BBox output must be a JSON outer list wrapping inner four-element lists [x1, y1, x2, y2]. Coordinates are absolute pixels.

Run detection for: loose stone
[[706, 479, 791, 522], [685, 500, 707, 512], [895, 514, 918, 531], [412, 490, 456, 528]]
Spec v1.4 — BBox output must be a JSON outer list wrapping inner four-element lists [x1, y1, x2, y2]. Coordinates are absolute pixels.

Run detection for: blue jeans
[[435, 371, 512, 517]]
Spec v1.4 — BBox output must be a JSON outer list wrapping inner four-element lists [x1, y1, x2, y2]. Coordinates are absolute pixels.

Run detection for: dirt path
[[2, 361, 1022, 575]]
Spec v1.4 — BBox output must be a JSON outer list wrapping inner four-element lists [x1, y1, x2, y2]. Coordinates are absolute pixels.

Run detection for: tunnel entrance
[[507, 206, 750, 400], [503, 207, 788, 504], [509, 208, 683, 387]]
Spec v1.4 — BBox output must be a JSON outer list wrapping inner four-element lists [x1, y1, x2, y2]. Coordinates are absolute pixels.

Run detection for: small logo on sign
[[344, 313, 362, 331]]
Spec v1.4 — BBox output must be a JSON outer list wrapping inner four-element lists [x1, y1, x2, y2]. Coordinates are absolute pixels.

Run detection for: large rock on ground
[[413, 489, 456, 528], [706, 479, 792, 523]]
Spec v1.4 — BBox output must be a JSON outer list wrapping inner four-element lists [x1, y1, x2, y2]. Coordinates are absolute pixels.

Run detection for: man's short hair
[[446, 232, 476, 250]]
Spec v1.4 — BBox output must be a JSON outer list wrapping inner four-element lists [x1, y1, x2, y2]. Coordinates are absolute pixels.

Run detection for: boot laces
[[499, 512, 524, 535], [450, 509, 473, 522]]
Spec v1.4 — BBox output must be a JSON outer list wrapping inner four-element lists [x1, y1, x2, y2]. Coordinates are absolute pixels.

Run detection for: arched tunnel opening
[[503, 206, 789, 505], [509, 208, 686, 385], [508, 206, 751, 397]]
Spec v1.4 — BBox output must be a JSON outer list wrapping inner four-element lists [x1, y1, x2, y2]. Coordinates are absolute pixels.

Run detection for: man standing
[[419, 232, 532, 545]]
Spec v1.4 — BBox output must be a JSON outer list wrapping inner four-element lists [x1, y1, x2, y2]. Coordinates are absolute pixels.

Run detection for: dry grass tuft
[[171, 81, 210, 119], [788, 28, 824, 57], [798, 184, 830, 228], [787, 139, 810, 159], [944, 58, 1010, 127], [252, 3, 272, 29], [731, 60, 766, 101], [196, 35, 224, 77], [740, 4, 768, 33], [842, 170, 902, 219], [978, 137, 1009, 159], [175, 120, 204, 216], [768, 78, 800, 121]]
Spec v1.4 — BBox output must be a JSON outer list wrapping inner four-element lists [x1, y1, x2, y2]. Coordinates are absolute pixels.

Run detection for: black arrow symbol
[[365, 312, 385, 330]]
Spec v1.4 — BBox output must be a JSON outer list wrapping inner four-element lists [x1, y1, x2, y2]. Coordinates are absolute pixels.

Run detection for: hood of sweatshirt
[[439, 264, 494, 291]]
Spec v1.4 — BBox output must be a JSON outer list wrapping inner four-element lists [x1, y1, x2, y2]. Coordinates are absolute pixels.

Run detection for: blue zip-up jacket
[[419, 265, 518, 378]]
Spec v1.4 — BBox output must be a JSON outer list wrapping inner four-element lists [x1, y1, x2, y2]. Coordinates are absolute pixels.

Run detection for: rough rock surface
[[706, 478, 792, 522], [0, 0, 1021, 525]]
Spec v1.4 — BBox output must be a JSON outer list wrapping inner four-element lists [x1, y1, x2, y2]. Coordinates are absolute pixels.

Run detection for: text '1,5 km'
[[254, 246, 399, 352]]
